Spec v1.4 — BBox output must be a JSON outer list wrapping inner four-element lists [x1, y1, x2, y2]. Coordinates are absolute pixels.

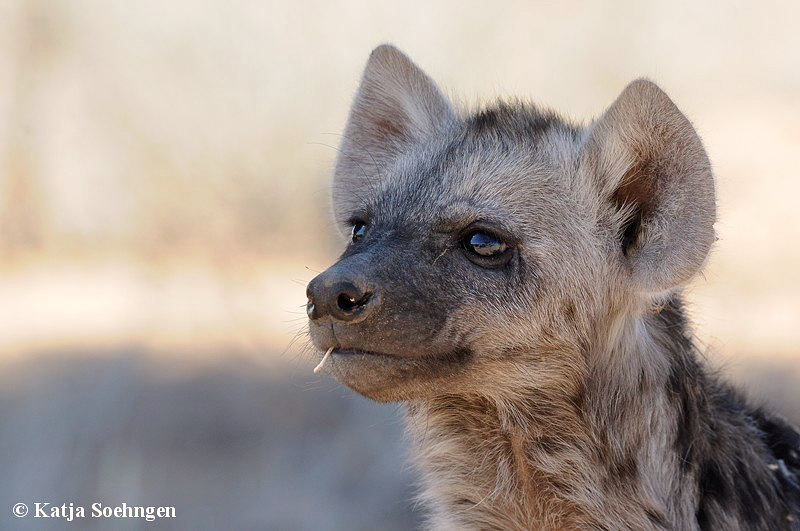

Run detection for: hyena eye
[[462, 231, 508, 257], [351, 221, 367, 242]]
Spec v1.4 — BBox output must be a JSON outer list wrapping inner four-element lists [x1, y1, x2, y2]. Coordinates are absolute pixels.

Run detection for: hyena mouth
[[314, 347, 473, 402]]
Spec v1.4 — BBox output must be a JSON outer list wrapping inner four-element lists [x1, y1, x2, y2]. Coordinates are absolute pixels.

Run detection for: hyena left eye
[[351, 221, 367, 242], [462, 231, 508, 257]]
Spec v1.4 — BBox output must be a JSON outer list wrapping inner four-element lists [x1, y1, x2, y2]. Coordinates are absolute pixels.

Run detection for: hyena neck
[[406, 294, 797, 530]]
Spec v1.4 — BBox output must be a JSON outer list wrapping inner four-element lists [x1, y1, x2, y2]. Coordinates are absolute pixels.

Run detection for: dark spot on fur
[[463, 102, 562, 146], [660, 299, 707, 473], [569, 381, 586, 415], [563, 300, 577, 325], [733, 457, 768, 524], [754, 410, 800, 481], [644, 507, 668, 529], [472, 108, 499, 133], [548, 476, 573, 495], [696, 503, 711, 530], [698, 459, 731, 507], [537, 436, 563, 455], [636, 367, 649, 395], [607, 453, 639, 486], [671, 381, 695, 471]]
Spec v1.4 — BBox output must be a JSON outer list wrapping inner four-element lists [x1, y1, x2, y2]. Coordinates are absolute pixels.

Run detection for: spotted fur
[[307, 45, 800, 530]]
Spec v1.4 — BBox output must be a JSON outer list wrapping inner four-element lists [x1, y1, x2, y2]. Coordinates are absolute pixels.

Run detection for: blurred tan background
[[0, 0, 798, 529]]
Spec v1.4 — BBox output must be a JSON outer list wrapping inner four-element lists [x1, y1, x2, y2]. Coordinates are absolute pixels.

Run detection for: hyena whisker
[[431, 246, 450, 266], [309, 139, 384, 198], [322, 131, 390, 179]]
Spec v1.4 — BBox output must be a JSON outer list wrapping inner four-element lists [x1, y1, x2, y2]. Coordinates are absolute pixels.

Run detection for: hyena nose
[[306, 275, 376, 323]]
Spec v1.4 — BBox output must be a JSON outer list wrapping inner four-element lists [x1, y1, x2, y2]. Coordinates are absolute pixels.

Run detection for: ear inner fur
[[582, 79, 716, 295], [332, 45, 456, 230]]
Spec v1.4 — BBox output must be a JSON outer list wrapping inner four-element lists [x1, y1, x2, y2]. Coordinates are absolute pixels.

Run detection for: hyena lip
[[320, 346, 426, 361], [328, 347, 383, 358], [322, 346, 465, 363], [318, 347, 473, 402]]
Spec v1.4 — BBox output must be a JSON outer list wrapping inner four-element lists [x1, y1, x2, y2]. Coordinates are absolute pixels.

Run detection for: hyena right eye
[[461, 230, 513, 267], [351, 221, 367, 242], [463, 231, 507, 256]]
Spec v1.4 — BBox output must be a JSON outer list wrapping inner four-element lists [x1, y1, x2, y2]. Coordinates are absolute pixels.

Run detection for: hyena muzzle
[[306, 45, 800, 530]]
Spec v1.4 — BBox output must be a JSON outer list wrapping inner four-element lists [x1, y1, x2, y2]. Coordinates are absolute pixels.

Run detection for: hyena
[[306, 45, 800, 530]]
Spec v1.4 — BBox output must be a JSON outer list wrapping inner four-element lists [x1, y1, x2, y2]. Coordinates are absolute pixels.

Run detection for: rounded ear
[[332, 45, 455, 228], [582, 80, 716, 295]]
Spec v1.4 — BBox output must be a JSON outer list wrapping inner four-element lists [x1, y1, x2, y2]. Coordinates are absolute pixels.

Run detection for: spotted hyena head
[[307, 45, 715, 402]]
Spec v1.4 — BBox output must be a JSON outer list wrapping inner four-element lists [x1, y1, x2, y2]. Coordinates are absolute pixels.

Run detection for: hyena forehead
[[361, 104, 586, 230], [334, 44, 715, 295]]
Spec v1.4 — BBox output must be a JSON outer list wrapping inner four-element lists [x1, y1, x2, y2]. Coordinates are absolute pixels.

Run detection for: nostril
[[308, 276, 375, 322], [336, 294, 356, 312], [336, 291, 371, 312]]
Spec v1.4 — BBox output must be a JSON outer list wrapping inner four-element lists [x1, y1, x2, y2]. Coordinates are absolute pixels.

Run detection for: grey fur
[[306, 45, 800, 530]]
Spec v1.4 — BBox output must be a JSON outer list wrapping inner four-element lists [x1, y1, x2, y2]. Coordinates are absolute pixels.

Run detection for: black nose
[[306, 273, 376, 323]]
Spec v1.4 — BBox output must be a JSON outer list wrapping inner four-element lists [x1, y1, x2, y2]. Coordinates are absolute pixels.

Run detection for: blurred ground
[[0, 0, 798, 529], [0, 353, 420, 531]]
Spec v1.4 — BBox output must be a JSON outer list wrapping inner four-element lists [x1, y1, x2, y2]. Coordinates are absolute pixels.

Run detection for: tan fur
[[405, 310, 684, 529]]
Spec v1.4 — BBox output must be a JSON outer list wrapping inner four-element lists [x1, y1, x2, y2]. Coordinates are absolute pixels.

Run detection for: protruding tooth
[[313, 347, 334, 374]]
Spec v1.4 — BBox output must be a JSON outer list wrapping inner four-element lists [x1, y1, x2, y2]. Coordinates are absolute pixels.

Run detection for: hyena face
[[307, 45, 715, 403]]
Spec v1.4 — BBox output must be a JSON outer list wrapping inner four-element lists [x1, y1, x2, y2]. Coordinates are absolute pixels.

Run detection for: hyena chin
[[306, 45, 800, 530]]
